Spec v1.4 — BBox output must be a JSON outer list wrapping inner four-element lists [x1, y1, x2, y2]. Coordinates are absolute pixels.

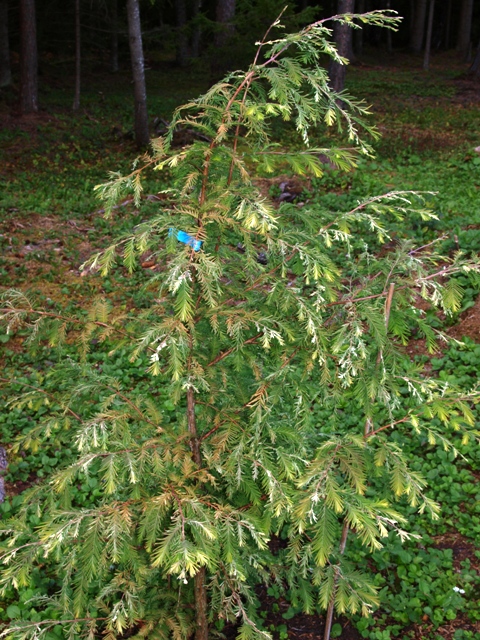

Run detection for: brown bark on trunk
[[456, 0, 474, 56], [328, 0, 355, 94], [186, 386, 208, 640], [111, 0, 119, 73], [354, 0, 365, 57], [322, 521, 350, 640], [214, 0, 236, 48], [175, 0, 189, 66], [187, 387, 202, 467], [469, 40, 480, 75], [19, 0, 38, 113], [0, 0, 11, 87], [73, 0, 81, 110], [191, 0, 202, 59], [126, 0, 149, 148], [194, 566, 208, 640], [423, 0, 435, 70], [444, 0, 452, 49], [385, 0, 392, 53], [410, 0, 427, 53]]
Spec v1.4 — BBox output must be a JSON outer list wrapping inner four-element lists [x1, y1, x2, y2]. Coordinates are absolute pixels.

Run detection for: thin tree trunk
[[456, 0, 474, 56], [354, 0, 365, 57], [410, 0, 427, 53], [444, 0, 452, 49], [73, 0, 81, 110], [187, 387, 202, 467], [175, 0, 189, 66], [19, 0, 38, 113], [323, 521, 349, 640], [469, 39, 480, 75], [214, 0, 236, 48], [386, 0, 392, 53], [423, 0, 435, 71], [126, 0, 149, 148], [187, 386, 208, 640], [328, 0, 355, 94], [191, 0, 202, 59], [0, 0, 11, 87], [111, 0, 119, 72], [194, 567, 208, 640]]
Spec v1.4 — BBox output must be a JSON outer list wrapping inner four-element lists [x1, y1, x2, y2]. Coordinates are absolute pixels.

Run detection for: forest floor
[[1, 49, 480, 640]]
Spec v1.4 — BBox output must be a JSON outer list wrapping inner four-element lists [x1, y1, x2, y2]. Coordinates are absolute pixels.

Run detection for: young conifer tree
[[1, 9, 480, 640]]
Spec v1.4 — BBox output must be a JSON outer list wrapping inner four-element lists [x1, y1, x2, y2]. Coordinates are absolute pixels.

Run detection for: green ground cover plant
[[1, 12, 480, 640]]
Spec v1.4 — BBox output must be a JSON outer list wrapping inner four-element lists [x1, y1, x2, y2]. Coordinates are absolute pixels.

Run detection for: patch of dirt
[[411, 613, 480, 640], [281, 614, 360, 640], [447, 295, 480, 342], [434, 616, 480, 640], [4, 477, 39, 498], [452, 74, 480, 106], [404, 337, 432, 360], [433, 532, 480, 574], [257, 585, 362, 640], [254, 175, 312, 206], [377, 122, 462, 154], [404, 291, 480, 361], [222, 586, 361, 640], [0, 112, 59, 177], [0, 212, 98, 290]]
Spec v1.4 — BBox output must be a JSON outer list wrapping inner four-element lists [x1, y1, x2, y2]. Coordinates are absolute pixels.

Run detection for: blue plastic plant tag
[[169, 228, 202, 252]]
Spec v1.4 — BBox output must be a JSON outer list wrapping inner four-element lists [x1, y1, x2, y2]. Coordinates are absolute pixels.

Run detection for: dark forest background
[[1, 0, 479, 135]]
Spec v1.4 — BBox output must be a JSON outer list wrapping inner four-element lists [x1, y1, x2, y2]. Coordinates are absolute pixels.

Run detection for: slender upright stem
[[187, 386, 202, 467], [365, 282, 395, 437], [19, 0, 38, 113], [423, 0, 435, 71], [383, 282, 395, 329], [323, 520, 349, 640], [194, 567, 208, 640], [187, 370, 207, 640]]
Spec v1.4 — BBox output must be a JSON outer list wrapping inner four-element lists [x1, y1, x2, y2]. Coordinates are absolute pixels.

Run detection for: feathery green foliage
[[1, 9, 480, 640]]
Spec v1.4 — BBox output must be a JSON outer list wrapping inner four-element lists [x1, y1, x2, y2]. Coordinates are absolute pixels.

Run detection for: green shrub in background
[[1, 10, 480, 640]]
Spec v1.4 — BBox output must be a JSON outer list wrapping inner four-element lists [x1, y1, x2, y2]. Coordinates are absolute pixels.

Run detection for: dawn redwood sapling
[[1, 9, 480, 640]]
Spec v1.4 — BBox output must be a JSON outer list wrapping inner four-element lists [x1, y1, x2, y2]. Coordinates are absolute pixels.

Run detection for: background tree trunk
[[214, 0, 236, 48], [410, 0, 427, 53], [73, 0, 81, 110], [191, 0, 202, 59], [385, 0, 392, 53], [19, 0, 38, 113], [456, 0, 474, 56], [423, 0, 435, 70], [354, 0, 365, 57], [444, 0, 452, 49], [328, 0, 355, 94], [175, 0, 189, 66], [469, 39, 480, 76], [111, 0, 119, 73], [0, 0, 11, 87], [126, 0, 149, 148]]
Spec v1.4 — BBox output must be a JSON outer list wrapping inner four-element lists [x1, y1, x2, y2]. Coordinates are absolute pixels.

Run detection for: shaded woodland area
[[1, 0, 479, 145], [1, 3, 480, 640]]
